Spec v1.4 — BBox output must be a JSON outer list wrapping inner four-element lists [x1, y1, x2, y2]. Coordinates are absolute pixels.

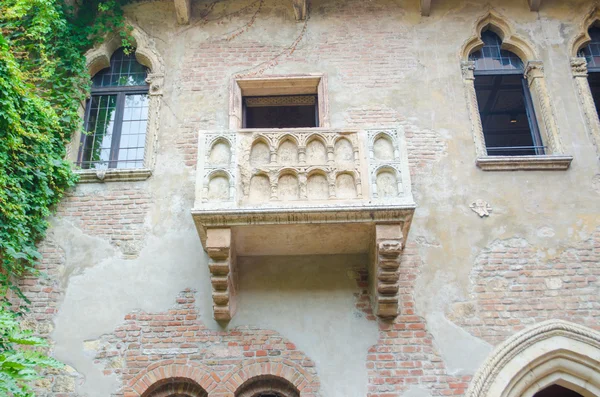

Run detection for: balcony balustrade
[[192, 127, 415, 321]]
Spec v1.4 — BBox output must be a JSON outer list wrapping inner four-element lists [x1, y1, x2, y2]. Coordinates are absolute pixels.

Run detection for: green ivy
[[0, 0, 133, 298], [0, 293, 63, 397]]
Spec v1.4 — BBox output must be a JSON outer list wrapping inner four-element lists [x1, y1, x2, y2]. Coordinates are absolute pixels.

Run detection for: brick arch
[[222, 360, 318, 397], [128, 361, 217, 396], [142, 378, 207, 397], [235, 375, 299, 397]]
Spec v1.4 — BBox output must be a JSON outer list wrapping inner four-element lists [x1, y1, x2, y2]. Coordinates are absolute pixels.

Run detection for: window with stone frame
[[78, 48, 149, 170], [230, 75, 329, 130], [460, 12, 571, 171], [579, 26, 600, 116], [469, 30, 544, 156]]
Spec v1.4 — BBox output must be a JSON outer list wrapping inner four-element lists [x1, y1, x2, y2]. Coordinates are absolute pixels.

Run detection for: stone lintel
[[174, 0, 191, 24], [292, 0, 308, 21], [206, 228, 236, 322]]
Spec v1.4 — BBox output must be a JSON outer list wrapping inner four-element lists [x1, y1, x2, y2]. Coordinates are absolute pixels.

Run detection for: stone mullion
[[572, 57, 600, 157], [525, 61, 563, 154]]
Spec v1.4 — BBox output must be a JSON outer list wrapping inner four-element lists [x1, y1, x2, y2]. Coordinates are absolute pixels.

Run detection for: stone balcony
[[192, 127, 416, 321]]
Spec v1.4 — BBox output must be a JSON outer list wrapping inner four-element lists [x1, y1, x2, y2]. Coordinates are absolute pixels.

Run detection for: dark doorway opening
[[533, 384, 584, 397], [243, 95, 318, 129]]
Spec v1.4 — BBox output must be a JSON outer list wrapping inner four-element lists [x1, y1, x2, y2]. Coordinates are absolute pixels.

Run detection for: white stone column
[[572, 57, 600, 157]]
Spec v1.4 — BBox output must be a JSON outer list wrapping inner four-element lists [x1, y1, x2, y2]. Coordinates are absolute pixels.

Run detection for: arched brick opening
[[235, 375, 299, 397], [128, 362, 217, 396], [221, 359, 318, 397], [142, 377, 207, 397]]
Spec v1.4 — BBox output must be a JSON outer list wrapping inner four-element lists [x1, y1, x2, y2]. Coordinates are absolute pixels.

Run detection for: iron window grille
[[242, 94, 319, 129], [78, 48, 150, 170], [470, 30, 545, 156]]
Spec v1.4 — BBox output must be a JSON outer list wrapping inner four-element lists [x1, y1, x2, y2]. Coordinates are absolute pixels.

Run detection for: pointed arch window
[[578, 26, 600, 116], [470, 30, 544, 156], [78, 48, 150, 170]]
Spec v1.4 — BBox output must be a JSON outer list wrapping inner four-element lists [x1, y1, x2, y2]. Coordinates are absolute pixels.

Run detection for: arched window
[[578, 26, 600, 116], [235, 376, 300, 397], [470, 30, 544, 156], [78, 48, 150, 169], [141, 378, 208, 397]]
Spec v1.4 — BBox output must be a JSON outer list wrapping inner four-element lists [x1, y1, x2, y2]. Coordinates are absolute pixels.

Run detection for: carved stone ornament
[[524, 60, 545, 81], [372, 224, 404, 318], [461, 61, 476, 80], [206, 228, 236, 322], [570, 57, 588, 77], [146, 73, 165, 96], [95, 169, 107, 181], [470, 200, 492, 217]]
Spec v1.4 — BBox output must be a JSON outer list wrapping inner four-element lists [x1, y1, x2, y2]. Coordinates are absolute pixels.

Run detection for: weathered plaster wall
[[18, 0, 600, 396]]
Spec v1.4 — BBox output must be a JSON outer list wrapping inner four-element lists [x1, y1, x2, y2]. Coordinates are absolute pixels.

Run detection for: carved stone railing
[[192, 127, 415, 321]]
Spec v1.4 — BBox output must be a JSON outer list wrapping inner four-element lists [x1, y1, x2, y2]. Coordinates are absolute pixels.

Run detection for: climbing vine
[[0, 0, 133, 297]]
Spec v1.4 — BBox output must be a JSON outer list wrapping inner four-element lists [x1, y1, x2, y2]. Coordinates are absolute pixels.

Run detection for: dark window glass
[[579, 26, 600, 70], [471, 30, 544, 156], [243, 95, 318, 129], [78, 48, 149, 169], [580, 27, 600, 117], [587, 72, 600, 115], [470, 30, 524, 72]]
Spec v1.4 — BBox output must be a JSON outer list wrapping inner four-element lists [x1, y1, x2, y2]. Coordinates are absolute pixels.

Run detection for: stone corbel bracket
[[372, 224, 404, 318], [206, 228, 237, 321], [193, 206, 415, 321]]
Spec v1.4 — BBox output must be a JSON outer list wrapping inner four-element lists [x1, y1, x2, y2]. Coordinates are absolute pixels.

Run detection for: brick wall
[[449, 229, 600, 345], [56, 187, 151, 257], [86, 289, 320, 397], [172, 0, 446, 173], [21, 230, 600, 396], [352, 246, 470, 397]]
